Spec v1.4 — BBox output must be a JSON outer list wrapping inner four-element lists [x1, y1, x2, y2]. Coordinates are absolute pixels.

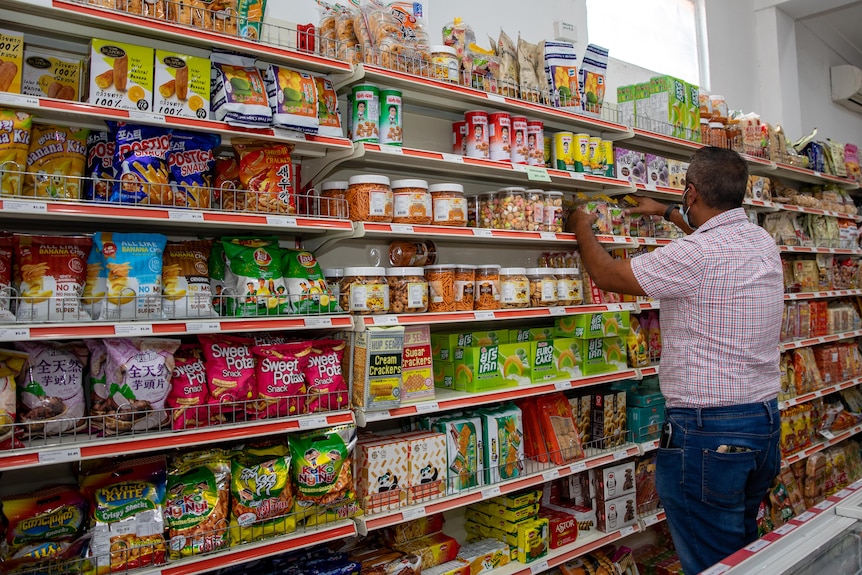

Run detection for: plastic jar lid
[[386, 267, 425, 276], [344, 266, 386, 276], [557, 267, 580, 275], [430, 45, 457, 56], [500, 267, 527, 275], [348, 174, 391, 186], [424, 264, 455, 271], [322, 268, 344, 278], [321, 181, 348, 191], [455, 264, 477, 270], [708, 122, 724, 129], [391, 179, 428, 190], [526, 268, 555, 276], [498, 186, 527, 193], [545, 190, 563, 197], [476, 264, 501, 271], [429, 183, 464, 194]]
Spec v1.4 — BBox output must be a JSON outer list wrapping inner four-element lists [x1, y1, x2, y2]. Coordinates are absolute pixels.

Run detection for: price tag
[[441, 153, 464, 163], [486, 94, 506, 104], [482, 486, 502, 499], [613, 449, 631, 461], [391, 224, 414, 234], [363, 410, 390, 423], [571, 172, 586, 180], [266, 216, 298, 227], [186, 322, 220, 333], [549, 307, 567, 316], [571, 461, 587, 473], [540, 232, 557, 240], [834, 489, 852, 499], [554, 381, 572, 391], [526, 166, 552, 182], [168, 210, 204, 222], [377, 145, 403, 155], [0, 327, 30, 340], [700, 565, 730, 575], [744, 539, 770, 553], [402, 506, 426, 520], [796, 511, 816, 523], [374, 315, 399, 326], [619, 526, 636, 537], [3, 199, 46, 213], [414, 401, 439, 414], [529, 560, 549, 574], [473, 228, 493, 238], [814, 500, 833, 511], [115, 323, 154, 336], [111, 522, 136, 537], [642, 513, 660, 527], [774, 523, 797, 536], [813, 171, 822, 178], [304, 317, 333, 328], [298, 415, 328, 429], [820, 429, 836, 440], [606, 303, 624, 312], [475, 311, 495, 321], [644, 183, 657, 192], [272, 127, 305, 141], [128, 111, 165, 123], [0, 93, 39, 107], [543, 469, 560, 481], [38, 447, 81, 465]]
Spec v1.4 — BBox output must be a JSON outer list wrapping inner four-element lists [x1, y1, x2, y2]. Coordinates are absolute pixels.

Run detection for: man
[[567, 147, 783, 574]]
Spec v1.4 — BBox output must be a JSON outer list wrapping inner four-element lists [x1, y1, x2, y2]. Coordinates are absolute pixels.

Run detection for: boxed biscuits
[[590, 461, 636, 504], [401, 325, 434, 403], [89, 39, 153, 112], [402, 430, 447, 504], [154, 49, 210, 119], [22, 46, 85, 101], [0, 29, 23, 94], [595, 494, 637, 532], [480, 404, 524, 484], [356, 435, 409, 512], [456, 539, 510, 574], [434, 415, 484, 492]]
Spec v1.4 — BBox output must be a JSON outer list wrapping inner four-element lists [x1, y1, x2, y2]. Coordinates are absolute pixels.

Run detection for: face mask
[[681, 188, 697, 229]]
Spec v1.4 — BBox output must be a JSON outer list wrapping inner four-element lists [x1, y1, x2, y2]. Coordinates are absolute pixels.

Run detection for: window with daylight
[[586, 0, 705, 86]]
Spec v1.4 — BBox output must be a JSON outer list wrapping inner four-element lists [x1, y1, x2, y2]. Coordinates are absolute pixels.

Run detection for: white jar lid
[[455, 264, 477, 270], [344, 266, 386, 276], [526, 267, 555, 276], [476, 264, 501, 270], [391, 179, 429, 190], [321, 181, 348, 191], [322, 268, 344, 278], [500, 267, 527, 275], [429, 183, 464, 194], [557, 267, 580, 275], [497, 187, 526, 193], [387, 267, 425, 276], [348, 174, 391, 186], [708, 122, 724, 128], [424, 264, 455, 270], [430, 45, 457, 56]]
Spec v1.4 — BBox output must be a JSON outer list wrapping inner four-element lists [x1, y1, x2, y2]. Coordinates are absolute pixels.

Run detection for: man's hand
[[624, 195, 668, 217], [566, 208, 597, 233]]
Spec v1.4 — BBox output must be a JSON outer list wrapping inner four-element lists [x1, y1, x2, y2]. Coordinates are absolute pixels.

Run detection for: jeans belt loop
[[695, 407, 703, 428]]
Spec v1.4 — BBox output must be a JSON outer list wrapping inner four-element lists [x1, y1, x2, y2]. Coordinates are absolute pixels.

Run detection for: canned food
[[387, 267, 428, 313], [475, 264, 501, 310], [573, 133, 590, 172], [392, 179, 431, 224], [602, 141, 615, 177], [500, 267, 529, 309], [425, 264, 456, 312], [489, 112, 512, 161], [379, 89, 403, 146], [454, 264, 476, 311], [588, 136, 603, 175], [527, 121, 545, 166], [510, 116, 529, 164], [553, 132, 574, 171], [340, 266, 389, 314], [465, 110, 489, 159], [429, 183, 467, 226], [452, 121, 467, 156], [347, 174, 393, 222], [351, 84, 380, 143]]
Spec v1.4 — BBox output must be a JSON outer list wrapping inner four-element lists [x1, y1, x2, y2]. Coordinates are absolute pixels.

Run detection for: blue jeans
[[656, 400, 781, 575]]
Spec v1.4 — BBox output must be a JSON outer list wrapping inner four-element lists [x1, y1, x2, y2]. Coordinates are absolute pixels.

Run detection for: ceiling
[[781, 0, 862, 69]]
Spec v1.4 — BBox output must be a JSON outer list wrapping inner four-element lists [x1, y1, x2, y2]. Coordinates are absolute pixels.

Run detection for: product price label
[[795, 511, 816, 523], [814, 500, 833, 510], [526, 166, 552, 182], [0, 327, 30, 340], [481, 486, 502, 499], [833, 489, 852, 499], [266, 216, 298, 227], [304, 317, 332, 329], [554, 381, 572, 391], [115, 324, 154, 336], [185, 322, 220, 333], [128, 111, 165, 123], [3, 200, 46, 213], [543, 469, 560, 481], [571, 461, 587, 473], [168, 210, 204, 222], [619, 526, 636, 537], [414, 402, 439, 414], [38, 448, 81, 465], [744, 539, 770, 553], [486, 94, 506, 104], [642, 513, 661, 527], [0, 93, 39, 107], [613, 449, 630, 461], [773, 523, 797, 536], [540, 232, 557, 241], [298, 416, 328, 429], [373, 315, 399, 326], [441, 153, 464, 163], [363, 410, 390, 423], [390, 224, 414, 234], [472, 229, 493, 238], [377, 145, 403, 155], [530, 561, 549, 574], [402, 506, 426, 520], [549, 306, 567, 316], [474, 311, 495, 321]]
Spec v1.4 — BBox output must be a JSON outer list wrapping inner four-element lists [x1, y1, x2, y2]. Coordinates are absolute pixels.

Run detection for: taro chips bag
[[23, 125, 89, 200], [13, 234, 92, 322], [265, 65, 319, 134], [88, 338, 180, 434], [15, 341, 88, 437], [210, 52, 272, 127], [0, 108, 32, 196], [109, 122, 172, 205], [222, 237, 290, 316], [79, 455, 167, 575], [167, 344, 213, 430], [166, 453, 230, 558], [251, 342, 311, 418], [167, 130, 220, 209], [84, 130, 114, 202], [199, 334, 256, 411], [230, 443, 296, 545], [1, 485, 87, 554], [94, 232, 167, 321], [305, 339, 349, 413], [232, 139, 296, 214], [162, 240, 217, 319], [290, 424, 357, 517], [283, 249, 340, 314]]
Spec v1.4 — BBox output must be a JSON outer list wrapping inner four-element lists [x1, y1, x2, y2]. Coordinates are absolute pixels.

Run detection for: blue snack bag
[[110, 122, 172, 205], [168, 130, 220, 209]]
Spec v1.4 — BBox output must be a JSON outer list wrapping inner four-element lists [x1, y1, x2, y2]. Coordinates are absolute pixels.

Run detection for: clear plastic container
[[319, 181, 349, 219], [497, 187, 527, 231], [425, 264, 456, 312], [386, 267, 428, 313], [322, 268, 343, 307], [429, 183, 467, 226], [544, 191, 564, 233], [499, 267, 529, 308], [526, 267, 557, 307], [709, 121, 727, 148], [555, 267, 583, 306], [525, 189, 545, 232], [474, 264, 501, 310], [431, 45, 458, 83], [347, 174, 393, 222], [389, 240, 437, 266], [340, 266, 389, 314], [478, 191, 497, 229], [454, 264, 476, 311], [392, 179, 432, 225]]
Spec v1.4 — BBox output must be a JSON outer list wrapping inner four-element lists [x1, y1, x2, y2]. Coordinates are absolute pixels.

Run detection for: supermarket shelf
[[5, 0, 351, 75], [743, 199, 781, 212], [777, 245, 862, 255], [336, 64, 634, 139], [773, 203, 862, 222], [134, 520, 357, 575], [633, 183, 684, 202], [0, 315, 353, 343], [784, 289, 862, 301], [0, 92, 353, 159], [638, 301, 661, 310], [772, 162, 861, 190], [779, 375, 862, 410], [639, 509, 667, 529], [781, 422, 862, 467], [353, 443, 642, 534], [0, 410, 354, 472], [358, 367, 656, 426], [628, 128, 702, 158], [779, 328, 862, 352], [705, 479, 862, 574]]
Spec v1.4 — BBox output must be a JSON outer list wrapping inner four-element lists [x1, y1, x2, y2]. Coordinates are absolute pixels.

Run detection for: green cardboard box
[[628, 404, 665, 442], [498, 342, 531, 385], [432, 330, 510, 361], [649, 75, 688, 139], [576, 335, 627, 375], [555, 311, 631, 339], [553, 337, 582, 379], [453, 345, 507, 392], [530, 339, 559, 383], [510, 327, 555, 343], [433, 360, 455, 390], [634, 82, 651, 130], [686, 81, 701, 142], [616, 84, 636, 127]]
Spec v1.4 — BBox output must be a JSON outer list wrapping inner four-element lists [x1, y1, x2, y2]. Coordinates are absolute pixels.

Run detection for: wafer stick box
[[154, 50, 210, 119], [89, 39, 153, 112]]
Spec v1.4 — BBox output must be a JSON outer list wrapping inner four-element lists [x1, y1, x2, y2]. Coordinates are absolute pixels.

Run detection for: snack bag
[[304, 339, 349, 413], [79, 455, 167, 575], [0, 234, 14, 322], [162, 240, 217, 319], [251, 341, 311, 418], [578, 44, 608, 115], [442, 17, 476, 59], [518, 35, 544, 102], [544, 41, 580, 108], [237, 0, 267, 40], [211, 52, 272, 127], [88, 338, 180, 434], [166, 343, 216, 430], [166, 453, 231, 558], [283, 249, 340, 314], [229, 443, 295, 545], [536, 393, 583, 465], [0, 348, 28, 450], [314, 76, 343, 138], [1, 485, 87, 557], [83, 130, 114, 202], [13, 234, 92, 322], [80, 244, 107, 320], [497, 30, 519, 97], [167, 130, 219, 209], [290, 424, 358, 522], [199, 334, 256, 410], [109, 122, 172, 205], [0, 109, 32, 195], [265, 65, 319, 134], [22, 125, 89, 199], [15, 341, 88, 437], [232, 139, 296, 214], [222, 237, 290, 316], [94, 232, 167, 321], [213, 155, 241, 211]]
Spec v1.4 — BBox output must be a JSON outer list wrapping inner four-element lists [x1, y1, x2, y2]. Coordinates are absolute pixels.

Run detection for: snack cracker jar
[[429, 183, 467, 226], [425, 264, 456, 312], [478, 191, 498, 229], [526, 267, 557, 307], [454, 264, 476, 311], [340, 267, 389, 314], [544, 191, 564, 233], [431, 45, 459, 83], [386, 267, 428, 313], [474, 264, 501, 310], [347, 174, 393, 222], [465, 111, 489, 159], [322, 268, 344, 305], [556, 267, 582, 306], [319, 180, 349, 219], [392, 179, 432, 224], [497, 187, 527, 231], [525, 189, 545, 231], [499, 267, 529, 309]]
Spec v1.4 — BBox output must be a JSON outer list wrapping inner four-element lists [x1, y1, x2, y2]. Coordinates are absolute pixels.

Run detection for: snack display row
[[616, 76, 701, 142], [0, 29, 85, 102], [767, 179, 859, 215], [780, 342, 862, 401], [452, 111, 545, 166], [779, 300, 862, 342], [763, 211, 860, 250], [780, 392, 862, 457], [0, 424, 358, 575]]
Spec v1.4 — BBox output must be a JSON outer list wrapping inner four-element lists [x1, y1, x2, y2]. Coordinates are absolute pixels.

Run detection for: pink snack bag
[[251, 341, 311, 418], [305, 339, 349, 413], [167, 344, 213, 430], [199, 334, 256, 413]]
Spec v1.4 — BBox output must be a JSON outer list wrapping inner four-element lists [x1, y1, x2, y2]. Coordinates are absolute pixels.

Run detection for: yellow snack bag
[[23, 125, 89, 199], [0, 108, 32, 196]]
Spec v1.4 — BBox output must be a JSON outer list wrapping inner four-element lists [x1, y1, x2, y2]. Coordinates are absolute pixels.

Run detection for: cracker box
[[22, 46, 84, 101], [0, 29, 24, 94], [465, 520, 492, 540], [492, 489, 541, 510], [482, 501, 539, 523], [498, 342, 531, 385], [457, 538, 511, 574], [627, 403, 665, 442], [383, 513, 445, 545], [403, 431, 447, 504], [553, 338, 583, 379], [686, 81, 701, 142], [89, 39, 154, 112], [154, 49, 211, 119], [615, 147, 647, 185], [483, 511, 536, 533], [510, 327, 554, 343], [356, 435, 409, 512], [401, 325, 434, 402], [667, 159, 689, 190], [433, 360, 455, 390], [453, 346, 510, 393], [530, 339, 558, 383], [591, 391, 627, 448], [596, 494, 637, 532], [539, 509, 579, 549], [516, 517, 549, 564], [423, 559, 471, 575], [433, 330, 510, 361], [556, 311, 630, 339], [480, 404, 525, 484], [466, 507, 489, 526], [434, 416, 484, 492], [393, 532, 460, 570], [352, 326, 404, 411], [590, 461, 636, 503]]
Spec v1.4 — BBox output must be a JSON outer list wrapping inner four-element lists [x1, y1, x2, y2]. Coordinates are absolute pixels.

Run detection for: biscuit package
[[154, 49, 210, 120], [265, 65, 319, 134], [166, 452, 231, 557], [83, 130, 114, 202], [110, 122, 172, 205], [0, 109, 32, 196], [21, 46, 84, 101], [94, 232, 167, 321], [162, 240, 218, 319], [434, 416, 484, 493], [23, 125, 89, 199], [88, 39, 154, 113], [537, 393, 584, 465], [230, 443, 295, 545], [13, 234, 93, 322], [480, 403, 524, 484], [211, 52, 271, 127]]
